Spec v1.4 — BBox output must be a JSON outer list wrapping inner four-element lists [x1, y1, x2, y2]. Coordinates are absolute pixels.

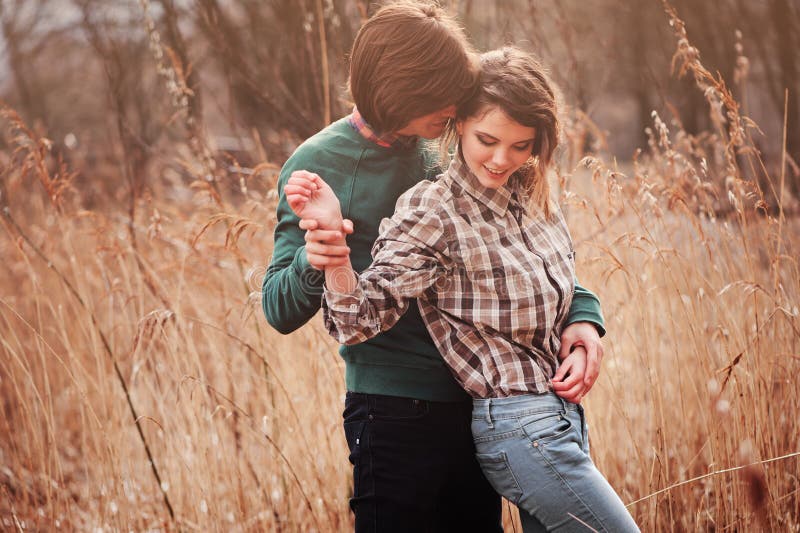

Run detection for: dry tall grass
[[1, 5, 798, 533]]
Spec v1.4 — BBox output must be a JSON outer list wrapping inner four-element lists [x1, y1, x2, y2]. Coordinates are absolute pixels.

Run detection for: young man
[[262, 2, 605, 531]]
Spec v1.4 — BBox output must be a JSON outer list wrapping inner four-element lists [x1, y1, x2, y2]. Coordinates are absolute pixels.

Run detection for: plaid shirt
[[323, 155, 575, 398]]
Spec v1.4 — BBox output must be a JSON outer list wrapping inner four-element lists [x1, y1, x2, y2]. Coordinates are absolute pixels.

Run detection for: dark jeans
[[343, 391, 503, 533]]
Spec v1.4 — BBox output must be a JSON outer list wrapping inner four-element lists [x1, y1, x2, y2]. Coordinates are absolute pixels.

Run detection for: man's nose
[[441, 105, 457, 119]]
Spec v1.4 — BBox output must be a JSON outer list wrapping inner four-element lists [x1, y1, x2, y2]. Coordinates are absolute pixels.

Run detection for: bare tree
[[75, 0, 172, 308], [193, 0, 356, 142], [0, 0, 54, 122], [768, 0, 800, 188]]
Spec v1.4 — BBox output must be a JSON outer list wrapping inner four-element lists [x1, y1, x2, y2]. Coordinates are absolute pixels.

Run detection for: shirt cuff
[[324, 284, 365, 314]]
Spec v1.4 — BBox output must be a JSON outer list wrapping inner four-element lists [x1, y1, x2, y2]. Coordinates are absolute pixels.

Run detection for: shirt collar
[[347, 107, 417, 149], [447, 150, 525, 217]]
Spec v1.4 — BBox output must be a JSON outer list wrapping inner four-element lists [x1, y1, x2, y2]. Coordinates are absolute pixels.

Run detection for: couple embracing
[[263, 2, 639, 531]]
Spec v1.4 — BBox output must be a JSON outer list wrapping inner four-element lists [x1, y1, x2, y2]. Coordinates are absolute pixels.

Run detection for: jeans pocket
[[519, 410, 573, 444], [474, 450, 524, 506]]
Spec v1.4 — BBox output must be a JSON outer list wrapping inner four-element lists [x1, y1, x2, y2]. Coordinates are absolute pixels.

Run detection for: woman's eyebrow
[[475, 131, 499, 140], [476, 131, 535, 144]]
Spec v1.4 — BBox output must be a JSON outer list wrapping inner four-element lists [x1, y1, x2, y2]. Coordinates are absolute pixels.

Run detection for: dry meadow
[[1, 1, 798, 531]]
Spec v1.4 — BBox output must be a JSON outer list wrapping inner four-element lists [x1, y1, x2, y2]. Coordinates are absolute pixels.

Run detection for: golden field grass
[[2, 119, 798, 532], [1, 8, 799, 533]]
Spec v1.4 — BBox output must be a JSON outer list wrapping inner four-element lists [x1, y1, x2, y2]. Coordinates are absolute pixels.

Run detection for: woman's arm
[[321, 207, 448, 344], [285, 173, 449, 345]]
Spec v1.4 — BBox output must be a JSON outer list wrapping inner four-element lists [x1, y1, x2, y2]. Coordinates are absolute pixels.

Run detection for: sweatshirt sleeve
[[565, 281, 606, 337], [261, 157, 326, 334]]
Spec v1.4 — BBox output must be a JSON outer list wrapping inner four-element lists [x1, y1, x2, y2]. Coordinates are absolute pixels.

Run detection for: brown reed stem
[[179, 376, 325, 532], [775, 89, 788, 297], [626, 451, 800, 507], [315, 0, 331, 126], [0, 206, 176, 523]]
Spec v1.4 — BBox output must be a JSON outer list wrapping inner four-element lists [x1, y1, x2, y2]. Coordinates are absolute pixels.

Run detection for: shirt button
[[368, 414, 374, 420]]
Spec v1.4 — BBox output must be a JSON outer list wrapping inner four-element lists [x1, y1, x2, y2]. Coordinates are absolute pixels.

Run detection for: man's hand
[[299, 218, 354, 270], [559, 321, 604, 398], [551, 347, 588, 403], [284, 170, 344, 230]]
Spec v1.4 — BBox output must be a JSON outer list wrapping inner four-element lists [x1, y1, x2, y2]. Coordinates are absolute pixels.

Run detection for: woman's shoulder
[[378, 178, 454, 247], [395, 176, 453, 213], [378, 178, 453, 255]]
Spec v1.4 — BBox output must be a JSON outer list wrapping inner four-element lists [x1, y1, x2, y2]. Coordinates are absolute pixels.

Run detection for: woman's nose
[[492, 149, 509, 166]]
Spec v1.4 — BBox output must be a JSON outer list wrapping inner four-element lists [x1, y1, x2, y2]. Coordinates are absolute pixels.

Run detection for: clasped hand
[[285, 170, 354, 269]]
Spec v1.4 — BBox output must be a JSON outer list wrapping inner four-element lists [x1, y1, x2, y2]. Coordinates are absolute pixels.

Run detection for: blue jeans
[[472, 393, 639, 532]]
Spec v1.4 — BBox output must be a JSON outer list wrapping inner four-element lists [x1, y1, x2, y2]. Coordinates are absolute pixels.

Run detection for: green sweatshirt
[[262, 116, 605, 402]]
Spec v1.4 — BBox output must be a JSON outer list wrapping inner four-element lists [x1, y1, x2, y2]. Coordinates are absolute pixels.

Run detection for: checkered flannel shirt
[[323, 155, 576, 398]]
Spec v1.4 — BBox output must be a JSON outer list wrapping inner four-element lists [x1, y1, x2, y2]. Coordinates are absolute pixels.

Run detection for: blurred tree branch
[[0, 0, 794, 193], [0, 0, 52, 121]]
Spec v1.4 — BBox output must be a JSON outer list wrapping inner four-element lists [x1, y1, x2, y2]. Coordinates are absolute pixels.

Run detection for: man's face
[[394, 105, 457, 139]]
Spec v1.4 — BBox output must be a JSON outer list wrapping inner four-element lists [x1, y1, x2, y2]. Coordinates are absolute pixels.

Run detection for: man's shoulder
[[286, 119, 358, 162], [278, 119, 363, 184]]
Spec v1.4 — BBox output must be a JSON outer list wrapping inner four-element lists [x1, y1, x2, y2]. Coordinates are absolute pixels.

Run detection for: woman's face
[[456, 106, 535, 190]]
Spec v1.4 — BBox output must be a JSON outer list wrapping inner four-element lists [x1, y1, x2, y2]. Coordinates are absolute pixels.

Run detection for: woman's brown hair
[[349, 1, 479, 134], [443, 47, 560, 218]]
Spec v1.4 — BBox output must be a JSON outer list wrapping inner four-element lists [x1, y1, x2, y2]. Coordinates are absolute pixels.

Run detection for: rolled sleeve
[[567, 281, 606, 337], [323, 285, 380, 344]]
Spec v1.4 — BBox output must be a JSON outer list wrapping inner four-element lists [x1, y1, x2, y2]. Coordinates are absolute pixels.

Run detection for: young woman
[[284, 47, 639, 532]]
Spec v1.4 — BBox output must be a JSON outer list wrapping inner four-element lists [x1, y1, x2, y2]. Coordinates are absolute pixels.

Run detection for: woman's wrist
[[318, 214, 345, 232], [325, 262, 357, 294]]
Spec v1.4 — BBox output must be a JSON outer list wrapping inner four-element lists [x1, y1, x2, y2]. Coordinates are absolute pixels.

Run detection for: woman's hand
[[284, 170, 344, 230]]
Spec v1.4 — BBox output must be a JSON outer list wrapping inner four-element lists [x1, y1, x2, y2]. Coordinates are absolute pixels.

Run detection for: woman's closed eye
[[476, 135, 496, 146], [512, 142, 532, 152], [475, 135, 532, 152]]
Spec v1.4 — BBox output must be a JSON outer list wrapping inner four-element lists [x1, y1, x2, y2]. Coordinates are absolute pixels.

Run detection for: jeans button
[[368, 414, 374, 420]]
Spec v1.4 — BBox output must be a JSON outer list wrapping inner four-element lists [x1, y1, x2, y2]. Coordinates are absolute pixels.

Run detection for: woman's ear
[[455, 120, 464, 136]]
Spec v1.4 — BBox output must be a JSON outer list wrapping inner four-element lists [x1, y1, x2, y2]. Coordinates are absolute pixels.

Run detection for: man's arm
[[552, 281, 605, 402], [566, 282, 605, 336], [261, 164, 327, 334]]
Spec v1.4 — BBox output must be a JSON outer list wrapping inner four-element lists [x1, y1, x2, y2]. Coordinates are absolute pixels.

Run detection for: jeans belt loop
[[485, 398, 494, 429], [559, 395, 569, 414]]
